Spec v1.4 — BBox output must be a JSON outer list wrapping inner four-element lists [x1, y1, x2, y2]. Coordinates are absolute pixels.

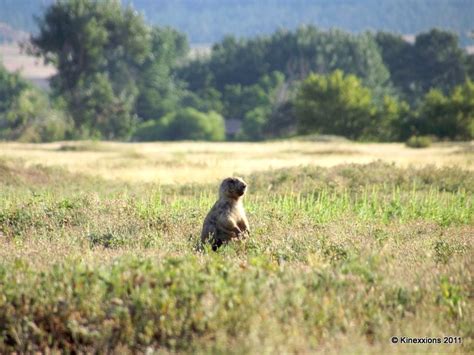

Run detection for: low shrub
[[406, 135, 432, 148], [133, 108, 225, 141]]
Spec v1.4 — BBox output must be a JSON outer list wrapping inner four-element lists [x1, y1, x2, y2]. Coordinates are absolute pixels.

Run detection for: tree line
[[0, 0, 473, 142]]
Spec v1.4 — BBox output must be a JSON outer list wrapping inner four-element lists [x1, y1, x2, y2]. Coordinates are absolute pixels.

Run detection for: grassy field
[[0, 141, 473, 353], [1, 140, 472, 184]]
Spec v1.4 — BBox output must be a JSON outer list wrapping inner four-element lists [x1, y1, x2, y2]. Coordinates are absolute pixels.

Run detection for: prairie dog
[[201, 177, 250, 250]]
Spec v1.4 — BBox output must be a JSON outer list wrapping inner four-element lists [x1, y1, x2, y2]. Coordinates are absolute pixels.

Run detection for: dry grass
[[0, 142, 472, 353], [0, 141, 472, 184]]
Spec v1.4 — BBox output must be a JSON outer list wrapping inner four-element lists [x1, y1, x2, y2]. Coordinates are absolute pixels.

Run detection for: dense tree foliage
[[1, 0, 472, 142], [294, 70, 473, 141], [415, 80, 474, 140], [295, 71, 376, 139], [133, 108, 225, 141], [176, 26, 392, 140], [0, 63, 68, 141], [30, 0, 148, 138], [29, 0, 192, 140], [134, 27, 188, 121], [371, 95, 411, 141], [0, 64, 28, 116], [178, 27, 390, 95], [175, 26, 472, 141], [376, 30, 473, 103]]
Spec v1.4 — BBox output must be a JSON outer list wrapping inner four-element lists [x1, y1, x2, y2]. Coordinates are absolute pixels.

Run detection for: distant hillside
[[0, 0, 473, 45], [0, 22, 28, 43], [0, 43, 55, 89], [0, 0, 50, 33]]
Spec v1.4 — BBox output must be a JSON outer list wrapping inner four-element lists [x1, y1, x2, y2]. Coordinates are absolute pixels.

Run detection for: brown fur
[[201, 177, 250, 250]]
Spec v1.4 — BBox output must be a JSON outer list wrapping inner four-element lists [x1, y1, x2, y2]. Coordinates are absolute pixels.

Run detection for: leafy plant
[[406, 135, 432, 148]]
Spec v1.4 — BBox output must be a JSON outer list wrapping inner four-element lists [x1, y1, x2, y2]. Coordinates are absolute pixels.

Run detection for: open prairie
[[0, 141, 473, 353], [1, 140, 472, 184]]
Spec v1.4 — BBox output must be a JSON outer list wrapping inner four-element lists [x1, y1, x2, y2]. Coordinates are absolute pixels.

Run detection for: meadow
[[0, 141, 473, 353]]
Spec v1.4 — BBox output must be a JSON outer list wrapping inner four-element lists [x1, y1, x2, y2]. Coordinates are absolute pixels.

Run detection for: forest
[[0, 0, 473, 142]]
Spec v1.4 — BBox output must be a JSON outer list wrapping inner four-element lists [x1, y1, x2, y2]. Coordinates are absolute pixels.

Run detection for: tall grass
[[255, 187, 472, 225]]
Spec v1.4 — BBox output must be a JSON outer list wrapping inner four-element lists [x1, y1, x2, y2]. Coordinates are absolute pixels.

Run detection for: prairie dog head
[[219, 177, 248, 200]]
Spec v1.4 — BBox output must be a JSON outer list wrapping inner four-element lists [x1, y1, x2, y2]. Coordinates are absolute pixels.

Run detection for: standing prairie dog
[[201, 177, 250, 250]]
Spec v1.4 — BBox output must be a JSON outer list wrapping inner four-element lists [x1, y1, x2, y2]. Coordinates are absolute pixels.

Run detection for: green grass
[[0, 160, 472, 353]]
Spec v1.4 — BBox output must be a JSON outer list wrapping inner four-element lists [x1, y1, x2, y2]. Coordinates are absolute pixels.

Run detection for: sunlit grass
[[0, 146, 472, 353], [0, 140, 472, 183]]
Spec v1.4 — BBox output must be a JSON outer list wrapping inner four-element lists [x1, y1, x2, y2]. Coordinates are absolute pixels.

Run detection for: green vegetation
[[177, 26, 474, 141], [179, 28, 389, 93], [133, 108, 225, 141], [134, 26, 188, 121], [375, 30, 473, 102], [0, 62, 69, 142], [176, 26, 473, 141], [0, 1, 472, 351], [295, 71, 376, 139], [29, 0, 155, 139], [405, 136, 432, 149], [1, 0, 473, 142], [416, 81, 474, 140], [0, 159, 472, 352], [295, 71, 474, 141], [177, 27, 391, 134]]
